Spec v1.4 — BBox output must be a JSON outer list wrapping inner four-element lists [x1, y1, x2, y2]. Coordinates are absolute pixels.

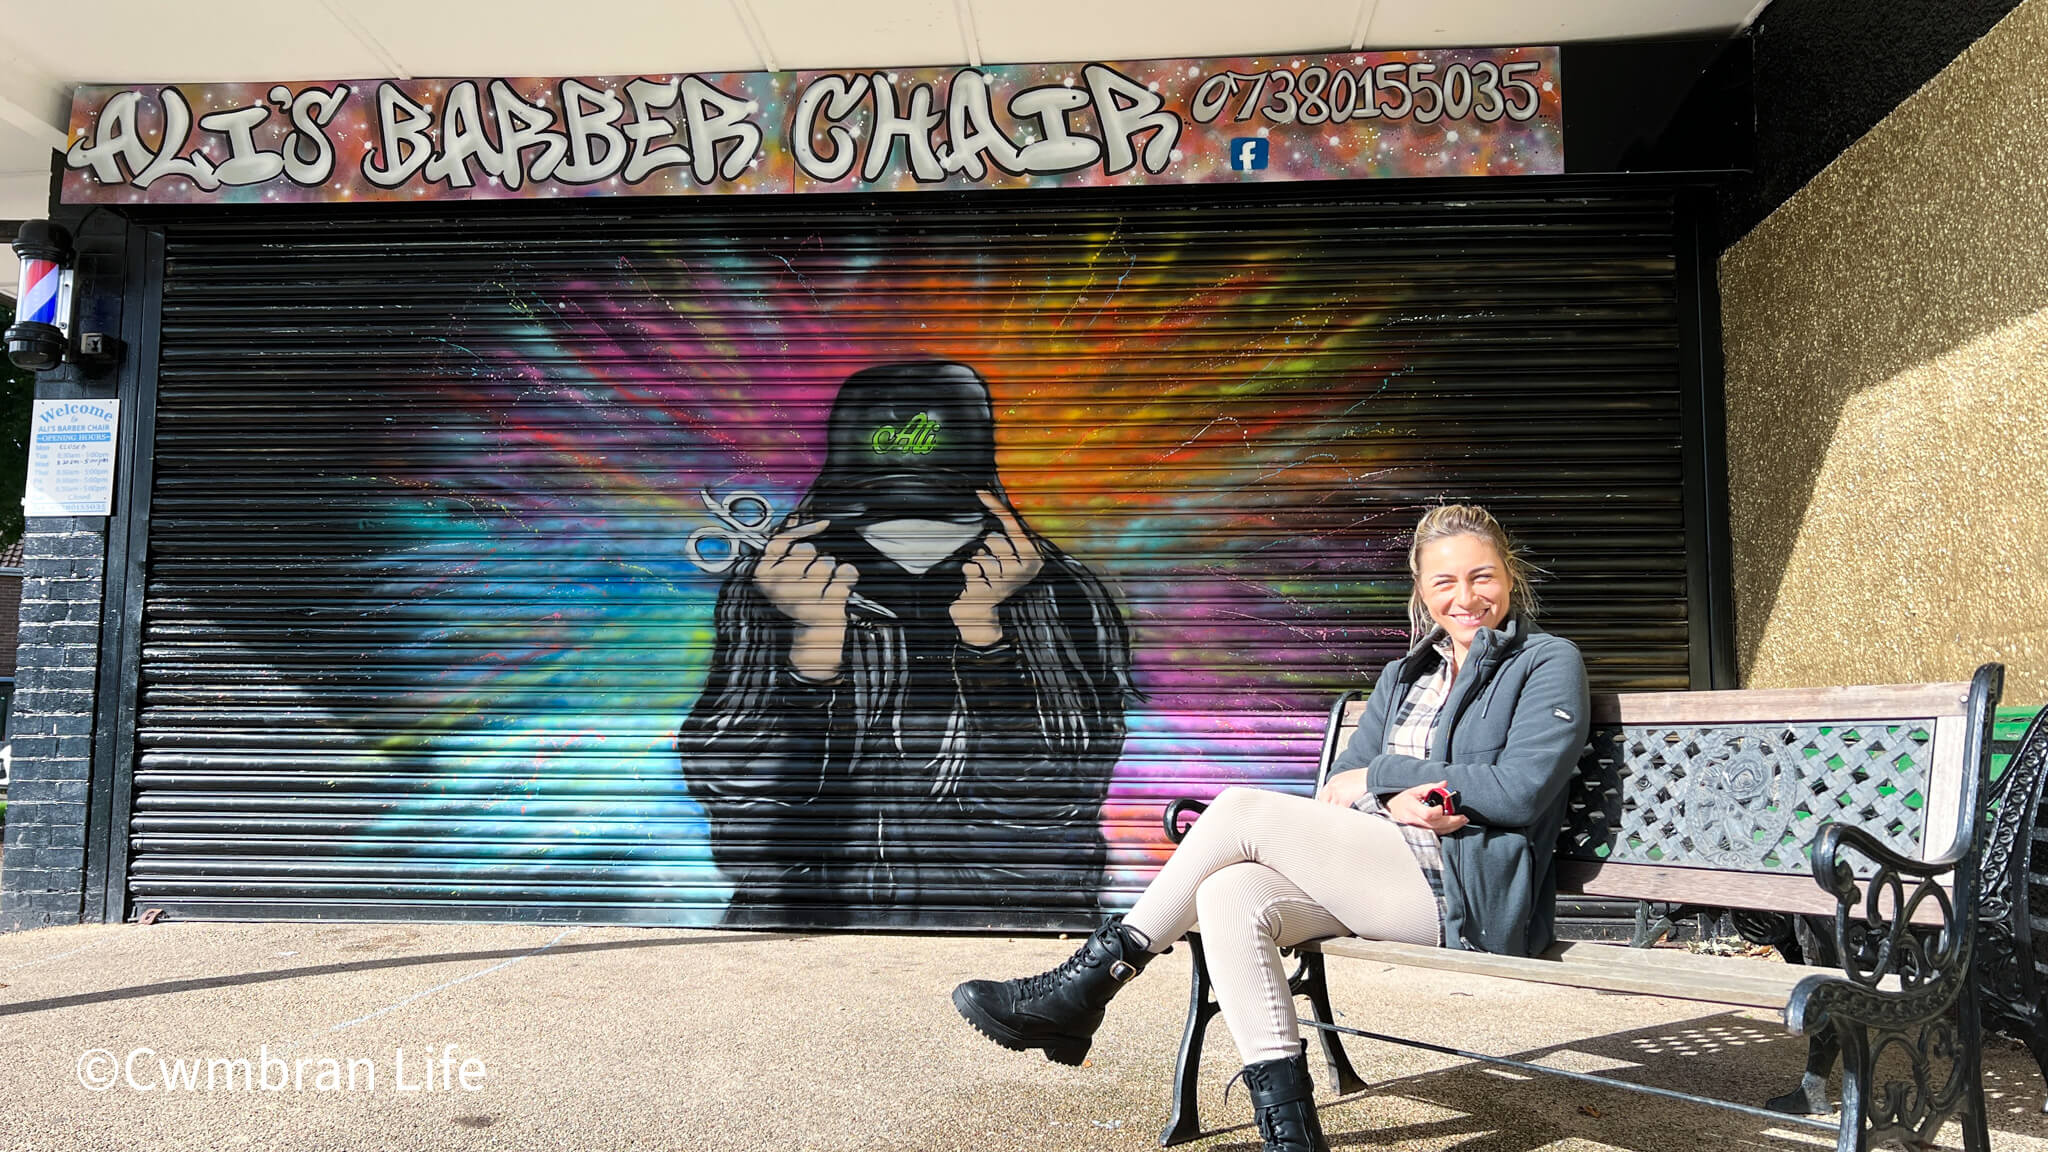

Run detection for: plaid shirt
[[1352, 630, 1455, 943]]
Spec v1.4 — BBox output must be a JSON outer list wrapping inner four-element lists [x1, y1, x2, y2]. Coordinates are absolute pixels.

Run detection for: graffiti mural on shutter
[[135, 190, 1691, 927]]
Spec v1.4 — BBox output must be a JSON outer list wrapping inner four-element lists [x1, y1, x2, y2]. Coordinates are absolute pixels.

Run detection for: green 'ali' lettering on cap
[[870, 411, 940, 455]]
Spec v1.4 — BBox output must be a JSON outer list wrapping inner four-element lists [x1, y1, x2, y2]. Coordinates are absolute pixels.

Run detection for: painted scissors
[[686, 488, 894, 618]]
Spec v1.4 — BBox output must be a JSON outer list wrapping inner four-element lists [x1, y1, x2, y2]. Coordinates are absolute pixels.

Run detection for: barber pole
[[6, 220, 73, 371], [17, 254, 63, 326]]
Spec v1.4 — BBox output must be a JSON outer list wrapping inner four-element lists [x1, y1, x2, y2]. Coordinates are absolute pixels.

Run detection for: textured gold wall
[[1721, 0, 2048, 706]]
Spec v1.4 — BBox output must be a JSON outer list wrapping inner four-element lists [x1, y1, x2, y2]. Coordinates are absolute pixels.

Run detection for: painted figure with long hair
[[676, 362, 1135, 929]]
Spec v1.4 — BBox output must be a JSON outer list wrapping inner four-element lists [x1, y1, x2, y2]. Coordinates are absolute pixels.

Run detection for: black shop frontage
[[2, 41, 1748, 932]]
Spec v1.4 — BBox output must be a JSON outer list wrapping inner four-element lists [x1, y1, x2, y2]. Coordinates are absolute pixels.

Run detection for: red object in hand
[[1422, 786, 1461, 817]]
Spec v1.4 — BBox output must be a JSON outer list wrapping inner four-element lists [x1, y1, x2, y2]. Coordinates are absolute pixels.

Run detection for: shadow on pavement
[[0, 931, 801, 1018], [1199, 1010, 2048, 1151]]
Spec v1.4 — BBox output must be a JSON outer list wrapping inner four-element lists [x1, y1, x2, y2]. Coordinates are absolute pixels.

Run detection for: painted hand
[[1316, 768, 1372, 808], [753, 518, 859, 681], [950, 491, 1044, 647], [1385, 780, 1469, 834]]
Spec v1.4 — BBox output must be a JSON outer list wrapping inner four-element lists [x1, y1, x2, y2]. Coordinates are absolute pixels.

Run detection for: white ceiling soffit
[[0, 0, 1761, 224], [2, 0, 1768, 93], [1363, 0, 1766, 48]]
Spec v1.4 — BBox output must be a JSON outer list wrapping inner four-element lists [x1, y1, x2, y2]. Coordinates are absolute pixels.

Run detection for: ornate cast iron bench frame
[[1158, 664, 2040, 1152]]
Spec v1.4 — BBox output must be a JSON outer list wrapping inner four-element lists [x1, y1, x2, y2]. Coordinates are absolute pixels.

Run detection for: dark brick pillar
[[1, 201, 142, 932], [1, 519, 108, 930]]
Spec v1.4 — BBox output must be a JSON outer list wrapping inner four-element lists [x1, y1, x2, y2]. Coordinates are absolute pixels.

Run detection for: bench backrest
[[1317, 681, 1976, 916]]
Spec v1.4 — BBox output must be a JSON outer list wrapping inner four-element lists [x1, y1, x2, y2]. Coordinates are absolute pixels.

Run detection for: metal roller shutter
[[131, 186, 1694, 929]]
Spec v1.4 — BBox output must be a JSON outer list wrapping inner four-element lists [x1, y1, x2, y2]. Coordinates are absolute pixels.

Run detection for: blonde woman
[[954, 504, 1591, 1152]]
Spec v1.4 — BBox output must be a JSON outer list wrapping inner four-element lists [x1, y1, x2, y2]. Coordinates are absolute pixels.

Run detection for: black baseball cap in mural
[[807, 362, 1001, 523]]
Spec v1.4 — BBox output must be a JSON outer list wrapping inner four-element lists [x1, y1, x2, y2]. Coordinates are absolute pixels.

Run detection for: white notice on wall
[[24, 398, 120, 517]]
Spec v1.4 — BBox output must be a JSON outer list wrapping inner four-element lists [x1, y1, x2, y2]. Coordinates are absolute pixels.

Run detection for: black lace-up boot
[[1228, 1041, 1330, 1152], [951, 916, 1154, 1065]]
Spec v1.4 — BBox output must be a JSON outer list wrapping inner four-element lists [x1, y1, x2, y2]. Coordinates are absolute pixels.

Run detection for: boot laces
[[1221, 1063, 1271, 1109], [1015, 948, 1095, 1001], [1225, 1067, 1290, 1150]]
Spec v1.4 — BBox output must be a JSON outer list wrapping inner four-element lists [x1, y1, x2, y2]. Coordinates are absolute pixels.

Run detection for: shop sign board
[[60, 48, 1561, 205], [24, 398, 119, 517]]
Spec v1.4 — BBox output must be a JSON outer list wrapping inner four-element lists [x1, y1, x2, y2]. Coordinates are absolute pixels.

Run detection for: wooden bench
[[1158, 663, 2042, 1152]]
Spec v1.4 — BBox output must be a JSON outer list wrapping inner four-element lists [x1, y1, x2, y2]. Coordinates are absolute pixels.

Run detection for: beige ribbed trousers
[[1121, 786, 1440, 1065]]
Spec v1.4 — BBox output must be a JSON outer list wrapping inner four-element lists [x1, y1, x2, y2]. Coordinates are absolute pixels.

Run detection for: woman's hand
[[1316, 768, 1372, 808], [1384, 781, 1470, 834]]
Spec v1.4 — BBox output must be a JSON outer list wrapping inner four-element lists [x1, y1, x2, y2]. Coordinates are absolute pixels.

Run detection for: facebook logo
[[1229, 138, 1269, 170]]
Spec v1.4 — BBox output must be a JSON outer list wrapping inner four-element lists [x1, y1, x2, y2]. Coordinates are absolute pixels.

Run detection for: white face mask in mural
[[858, 519, 986, 575]]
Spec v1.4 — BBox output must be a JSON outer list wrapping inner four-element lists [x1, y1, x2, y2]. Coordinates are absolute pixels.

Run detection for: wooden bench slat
[[1328, 936, 1809, 991], [1334, 687, 1970, 731], [1544, 939, 1784, 975], [1558, 860, 1837, 915], [1554, 860, 1950, 923], [1589, 683, 1968, 724], [1308, 937, 1806, 1010], [1924, 713, 1968, 860]]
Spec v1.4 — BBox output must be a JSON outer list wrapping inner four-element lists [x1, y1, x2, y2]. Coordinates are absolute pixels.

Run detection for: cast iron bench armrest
[[1814, 819, 1965, 881], [1780, 812, 1985, 1147], [1161, 798, 1207, 844], [1777, 663, 2001, 1152], [1797, 663, 1997, 1011], [1785, 821, 1970, 1036]]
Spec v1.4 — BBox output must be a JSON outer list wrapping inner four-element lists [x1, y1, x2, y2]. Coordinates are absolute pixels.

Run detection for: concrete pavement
[[0, 921, 2043, 1151]]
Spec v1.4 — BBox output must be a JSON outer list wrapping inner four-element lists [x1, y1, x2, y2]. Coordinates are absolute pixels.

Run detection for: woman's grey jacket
[[1332, 615, 1590, 957]]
